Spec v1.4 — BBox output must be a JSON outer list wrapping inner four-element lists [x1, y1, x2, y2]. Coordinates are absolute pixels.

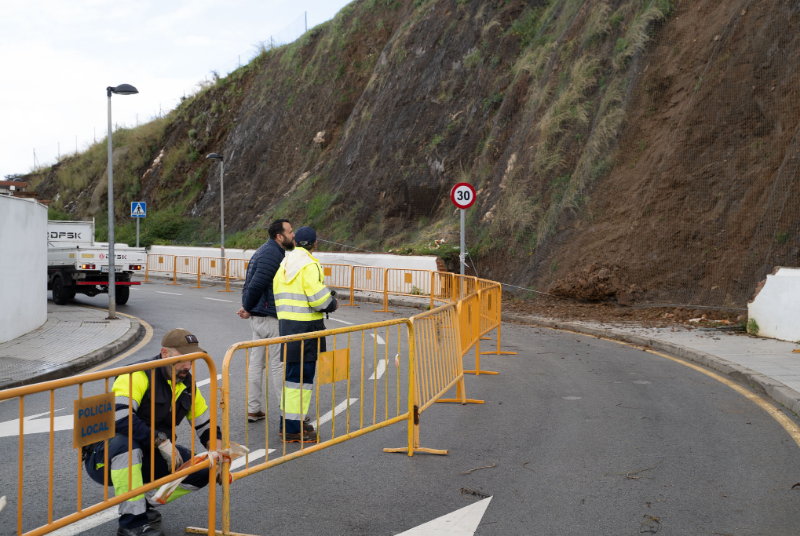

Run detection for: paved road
[[1, 279, 800, 535]]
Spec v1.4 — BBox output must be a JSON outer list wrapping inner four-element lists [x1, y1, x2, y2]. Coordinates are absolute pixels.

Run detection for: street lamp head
[[206, 153, 224, 161], [107, 84, 139, 96]]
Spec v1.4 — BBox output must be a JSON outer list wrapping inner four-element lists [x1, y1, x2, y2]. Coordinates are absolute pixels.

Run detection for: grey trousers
[[248, 315, 284, 413]]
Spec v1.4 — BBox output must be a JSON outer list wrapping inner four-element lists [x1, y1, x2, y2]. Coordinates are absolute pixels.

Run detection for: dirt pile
[[548, 264, 642, 304]]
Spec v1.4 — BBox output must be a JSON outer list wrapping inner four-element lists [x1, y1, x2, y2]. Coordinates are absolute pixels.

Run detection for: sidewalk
[[0, 302, 142, 390], [504, 313, 800, 416]]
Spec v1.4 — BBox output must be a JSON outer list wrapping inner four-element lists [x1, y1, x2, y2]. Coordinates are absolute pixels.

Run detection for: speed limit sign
[[450, 183, 476, 209]]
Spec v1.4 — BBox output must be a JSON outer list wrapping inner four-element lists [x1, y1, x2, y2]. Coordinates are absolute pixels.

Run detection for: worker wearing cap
[[273, 226, 337, 443], [83, 329, 222, 536]]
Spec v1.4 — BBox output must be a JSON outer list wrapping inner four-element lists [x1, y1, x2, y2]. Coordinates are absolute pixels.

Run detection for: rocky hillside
[[27, 0, 800, 308]]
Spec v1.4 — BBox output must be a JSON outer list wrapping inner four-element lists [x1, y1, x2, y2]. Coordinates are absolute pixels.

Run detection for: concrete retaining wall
[[147, 245, 444, 272], [748, 267, 800, 342], [0, 196, 48, 343]]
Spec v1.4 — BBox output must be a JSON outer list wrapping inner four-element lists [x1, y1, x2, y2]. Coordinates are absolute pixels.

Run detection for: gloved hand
[[157, 439, 184, 471]]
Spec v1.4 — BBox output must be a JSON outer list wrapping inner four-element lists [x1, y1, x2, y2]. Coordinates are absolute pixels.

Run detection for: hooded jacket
[[272, 247, 337, 362]]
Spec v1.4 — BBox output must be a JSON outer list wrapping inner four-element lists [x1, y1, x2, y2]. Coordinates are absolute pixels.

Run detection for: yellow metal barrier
[[143, 254, 175, 283], [386, 268, 432, 302], [479, 283, 517, 357], [353, 266, 393, 313], [0, 354, 218, 536], [203, 319, 430, 536], [321, 263, 356, 306], [220, 258, 249, 293]]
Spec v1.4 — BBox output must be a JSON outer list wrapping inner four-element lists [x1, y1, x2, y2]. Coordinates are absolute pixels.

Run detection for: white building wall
[[748, 267, 800, 342], [147, 245, 444, 272], [0, 196, 48, 343]]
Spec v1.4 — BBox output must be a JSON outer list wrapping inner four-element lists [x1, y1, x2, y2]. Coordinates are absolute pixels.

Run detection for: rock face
[[28, 0, 800, 308]]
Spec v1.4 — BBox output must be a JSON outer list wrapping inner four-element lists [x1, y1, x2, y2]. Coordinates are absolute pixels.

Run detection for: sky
[[0, 0, 353, 180]]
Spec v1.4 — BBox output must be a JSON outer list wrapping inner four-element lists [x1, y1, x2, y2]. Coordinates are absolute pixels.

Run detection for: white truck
[[47, 220, 146, 305]]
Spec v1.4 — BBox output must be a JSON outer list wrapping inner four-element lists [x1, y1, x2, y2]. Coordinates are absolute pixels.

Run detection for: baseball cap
[[294, 226, 317, 248], [162, 328, 206, 354]]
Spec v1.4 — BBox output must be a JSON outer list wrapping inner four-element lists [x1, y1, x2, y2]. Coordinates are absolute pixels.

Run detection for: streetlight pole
[[106, 84, 138, 319], [206, 153, 225, 275]]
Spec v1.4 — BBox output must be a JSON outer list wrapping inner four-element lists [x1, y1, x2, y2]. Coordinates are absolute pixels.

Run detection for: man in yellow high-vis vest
[[272, 226, 337, 443]]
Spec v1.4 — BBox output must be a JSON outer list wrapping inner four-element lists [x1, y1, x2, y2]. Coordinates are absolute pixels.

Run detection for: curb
[[0, 317, 144, 391], [502, 313, 800, 416]]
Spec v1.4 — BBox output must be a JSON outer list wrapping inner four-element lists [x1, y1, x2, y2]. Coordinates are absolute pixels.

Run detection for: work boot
[[280, 431, 318, 444], [247, 411, 266, 423], [279, 416, 315, 433], [117, 524, 164, 536], [146, 509, 162, 527]]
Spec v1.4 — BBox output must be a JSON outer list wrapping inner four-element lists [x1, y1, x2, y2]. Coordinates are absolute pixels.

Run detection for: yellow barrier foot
[[480, 350, 517, 355], [218, 289, 234, 293], [479, 336, 491, 340], [186, 528, 259, 536], [383, 447, 449, 455], [436, 398, 485, 404], [374, 309, 395, 313], [464, 370, 499, 375]]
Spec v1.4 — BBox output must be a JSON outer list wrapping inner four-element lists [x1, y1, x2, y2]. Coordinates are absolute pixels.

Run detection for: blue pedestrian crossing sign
[[131, 202, 146, 218]]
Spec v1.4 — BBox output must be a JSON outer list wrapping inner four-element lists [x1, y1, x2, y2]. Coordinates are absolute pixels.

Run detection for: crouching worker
[[83, 329, 221, 536], [273, 226, 337, 443]]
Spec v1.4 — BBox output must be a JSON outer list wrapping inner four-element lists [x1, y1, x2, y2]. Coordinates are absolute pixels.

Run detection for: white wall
[[147, 245, 445, 272], [0, 196, 48, 343], [748, 267, 800, 342]]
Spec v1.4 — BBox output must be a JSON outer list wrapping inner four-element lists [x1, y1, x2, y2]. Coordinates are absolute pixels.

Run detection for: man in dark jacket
[[237, 219, 295, 423]]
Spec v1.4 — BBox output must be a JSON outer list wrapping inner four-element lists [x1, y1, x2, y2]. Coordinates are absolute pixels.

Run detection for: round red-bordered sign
[[450, 182, 476, 209]]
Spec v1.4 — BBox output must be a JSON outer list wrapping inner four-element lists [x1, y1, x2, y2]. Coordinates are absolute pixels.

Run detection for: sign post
[[131, 202, 146, 248], [450, 183, 476, 275]]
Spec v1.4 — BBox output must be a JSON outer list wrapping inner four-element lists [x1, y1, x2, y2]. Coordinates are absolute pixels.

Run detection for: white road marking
[[203, 297, 233, 302], [633, 381, 651, 385], [369, 360, 387, 381], [562, 396, 582, 400], [155, 291, 182, 295], [196, 375, 222, 388], [49, 509, 118, 536], [315, 398, 359, 427], [232, 448, 276, 470], [397, 496, 492, 535], [0, 410, 72, 438], [370, 333, 386, 345], [328, 317, 354, 325]]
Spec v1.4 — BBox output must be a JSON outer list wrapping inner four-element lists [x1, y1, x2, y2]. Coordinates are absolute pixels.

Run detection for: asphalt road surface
[[1, 278, 800, 535]]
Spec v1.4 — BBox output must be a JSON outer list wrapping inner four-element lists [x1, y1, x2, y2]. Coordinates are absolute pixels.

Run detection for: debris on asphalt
[[791, 483, 800, 489], [640, 515, 660, 533], [627, 463, 660, 480], [460, 487, 491, 499], [522, 461, 535, 472], [461, 463, 497, 474]]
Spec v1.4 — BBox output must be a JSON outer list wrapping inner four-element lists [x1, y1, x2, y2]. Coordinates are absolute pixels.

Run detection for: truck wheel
[[52, 277, 72, 305], [116, 286, 130, 305]]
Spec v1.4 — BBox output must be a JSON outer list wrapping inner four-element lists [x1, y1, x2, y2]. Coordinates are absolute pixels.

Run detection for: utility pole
[[305, 11, 307, 32]]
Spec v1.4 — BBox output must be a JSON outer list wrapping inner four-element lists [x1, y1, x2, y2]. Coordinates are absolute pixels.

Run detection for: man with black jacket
[[237, 219, 295, 423]]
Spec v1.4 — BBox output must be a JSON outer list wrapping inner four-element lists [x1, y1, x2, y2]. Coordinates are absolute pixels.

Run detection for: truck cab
[[47, 220, 146, 305]]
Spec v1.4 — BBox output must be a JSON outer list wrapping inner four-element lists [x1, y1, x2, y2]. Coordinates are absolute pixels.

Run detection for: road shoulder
[[503, 313, 800, 416]]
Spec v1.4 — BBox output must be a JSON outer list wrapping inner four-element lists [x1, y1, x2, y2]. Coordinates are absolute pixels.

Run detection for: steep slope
[[27, 0, 800, 309]]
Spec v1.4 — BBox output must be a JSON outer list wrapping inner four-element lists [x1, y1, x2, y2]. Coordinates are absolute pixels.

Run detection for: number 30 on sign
[[450, 182, 476, 209]]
